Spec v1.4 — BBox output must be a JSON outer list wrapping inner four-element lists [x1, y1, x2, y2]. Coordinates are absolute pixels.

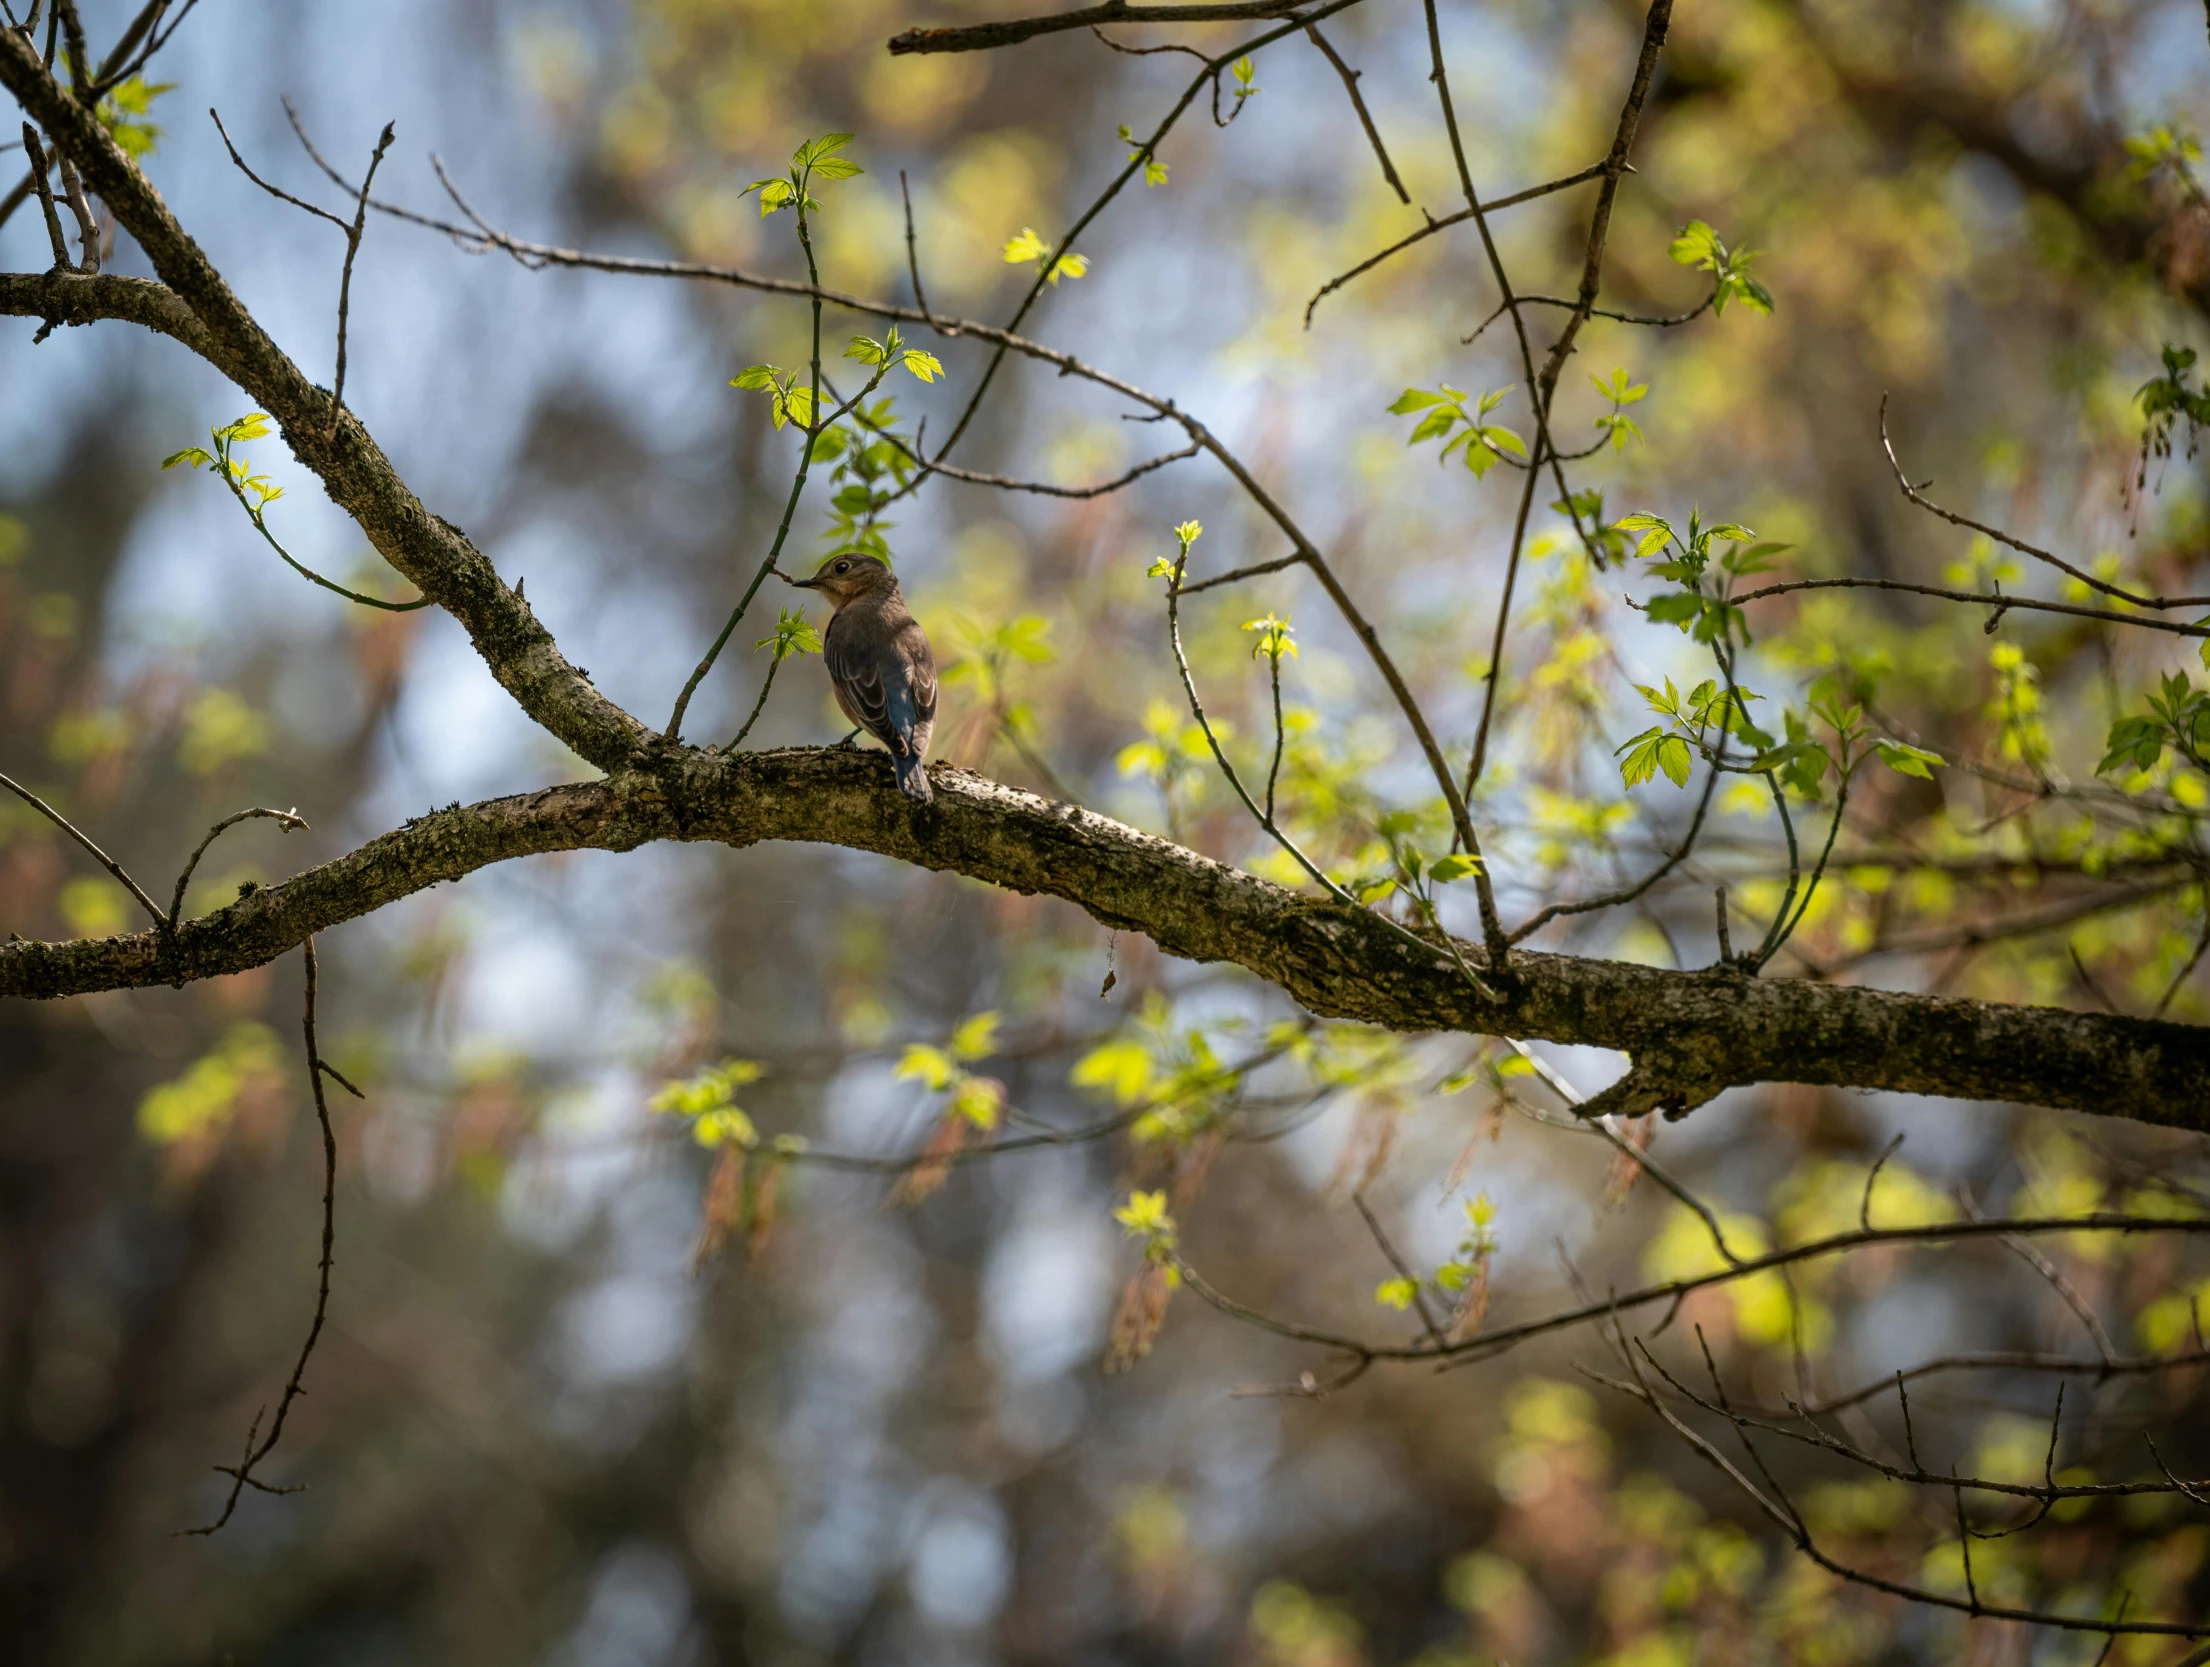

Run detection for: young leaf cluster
[[2098, 672, 2210, 778], [162, 412, 284, 512], [1348, 809, 1481, 906], [819, 398, 924, 563], [741, 130, 862, 218], [1615, 510, 1783, 647], [894, 1012, 1006, 1130], [650, 1057, 767, 1148], [1002, 227, 1090, 285], [1589, 367, 1648, 452], [96, 74, 173, 158], [1117, 124, 1168, 188], [2137, 343, 2208, 473], [1391, 385, 1527, 479], [1668, 220, 1773, 317]]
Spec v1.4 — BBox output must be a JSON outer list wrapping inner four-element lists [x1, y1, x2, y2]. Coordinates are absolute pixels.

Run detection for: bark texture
[[4, 751, 2204, 1126]]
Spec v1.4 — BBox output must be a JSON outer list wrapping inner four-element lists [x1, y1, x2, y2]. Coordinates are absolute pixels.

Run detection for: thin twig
[[179, 936, 344, 1535], [898, 168, 934, 323], [1881, 394, 2210, 612], [327, 121, 395, 441], [168, 805, 308, 931], [1302, 21, 1407, 203], [1301, 162, 1609, 327], [53, 144, 94, 271], [19, 122, 68, 270], [210, 107, 351, 230], [1, 766, 163, 924], [1351, 1190, 1448, 1350]]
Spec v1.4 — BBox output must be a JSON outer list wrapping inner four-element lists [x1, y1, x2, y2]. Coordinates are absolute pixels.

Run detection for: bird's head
[[794, 553, 898, 608]]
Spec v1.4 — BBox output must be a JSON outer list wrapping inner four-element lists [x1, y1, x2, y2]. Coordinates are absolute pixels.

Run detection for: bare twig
[[1, 766, 163, 925], [19, 122, 68, 270], [1731, 573, 2210, 640], [53, 144, 94, 271], [168, 806, 309, 931], [889, 2, 1319, 56], [1351, 1190, 1448, 1349], [180, 936, 346, 1535], [1302, 21, 1407, 203], [1302, 162, 1609, 327], [1881, 395, 2210, 612], [326, 121, 395, 440]]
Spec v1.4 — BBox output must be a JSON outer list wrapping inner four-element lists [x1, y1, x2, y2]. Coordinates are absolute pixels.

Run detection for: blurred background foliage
[[4, 0, 2210, 1661]]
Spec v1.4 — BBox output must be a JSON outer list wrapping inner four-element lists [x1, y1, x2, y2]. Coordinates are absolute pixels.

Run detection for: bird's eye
[[835, 560, 850, 573]]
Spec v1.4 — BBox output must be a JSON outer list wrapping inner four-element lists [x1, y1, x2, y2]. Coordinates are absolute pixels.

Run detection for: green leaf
[[794, 132, 855, 166], [1374, 1277, 1419, 1311], [1875, 739, 1944, 780], [1656, 735, 1693, 787], [949, 1010, 1001, 1063], [1669, 219, 1724, 268], [1615, 727, 1665, 789], [893, 1043, 957, 1092], [1406, 408, 1457, 444], [809, 157, 863, 181], [1428, 853, 1482, 883], [743, 177, 795, 214], [1645, 592, 1705, 627], [161, 446, 212, 471], [1389, 388, 1444, 414], [1114, 1189, 1176, 1238], [1002, 227, 1050, 265], [902, 350, 945, 384], [730, 364, 780, 391]]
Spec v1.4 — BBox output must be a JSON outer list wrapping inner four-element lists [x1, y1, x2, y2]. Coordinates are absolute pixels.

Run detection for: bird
[[793, 552, 938, 804]]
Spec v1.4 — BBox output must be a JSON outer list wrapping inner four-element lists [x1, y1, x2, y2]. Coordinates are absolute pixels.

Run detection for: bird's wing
[[825, 618, 908, 754], [901, 619, 938, 729]]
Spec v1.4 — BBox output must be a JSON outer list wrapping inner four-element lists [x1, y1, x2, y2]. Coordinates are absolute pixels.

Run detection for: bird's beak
[[790, 573, 823, 590]]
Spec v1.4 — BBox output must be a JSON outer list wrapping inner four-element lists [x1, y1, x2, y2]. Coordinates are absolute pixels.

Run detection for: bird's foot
[[834, 727, 863, 750]]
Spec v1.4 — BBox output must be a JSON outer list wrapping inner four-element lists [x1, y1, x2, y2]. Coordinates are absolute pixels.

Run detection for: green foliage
[[1002, 226, 1090, 284], [2136, 343, 2209, 472], [894, 1012, 1004, 1129], [818, 396, 922, 562], [729, 364, 817, 431], [1229, 56, 1258, 108], [1667, 219, 1773, 316], [650, 1057, 767, 1147], [96, 75, 175, 157], [1117, 124, 1168, 187], [1241, 613, 1297, 663], [2097, 672, 2210, 777], [755, 608, 821, 661], [138, 1023, 284, 1145], [845, 324, 943, 384], [742, 130, 860, 217], [1613, 509, 1782, 647], [1391, 384, 1527, 479], [1589, 366, 1649, 452]]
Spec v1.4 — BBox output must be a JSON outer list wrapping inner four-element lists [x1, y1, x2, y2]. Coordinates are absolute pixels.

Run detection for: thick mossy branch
[[3, 750, 2204, 1126]]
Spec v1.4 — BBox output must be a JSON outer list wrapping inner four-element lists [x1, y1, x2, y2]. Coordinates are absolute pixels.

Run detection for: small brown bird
[[793, 553, 938, 804]]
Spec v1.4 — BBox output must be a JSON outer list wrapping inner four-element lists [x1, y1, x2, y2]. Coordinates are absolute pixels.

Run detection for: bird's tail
[[894, 749, 934, 805]]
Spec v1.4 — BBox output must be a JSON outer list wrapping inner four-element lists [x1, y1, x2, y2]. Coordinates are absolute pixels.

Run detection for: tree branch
[[888, 2, 1315, 56], [3, 752, 2206, 1124]]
